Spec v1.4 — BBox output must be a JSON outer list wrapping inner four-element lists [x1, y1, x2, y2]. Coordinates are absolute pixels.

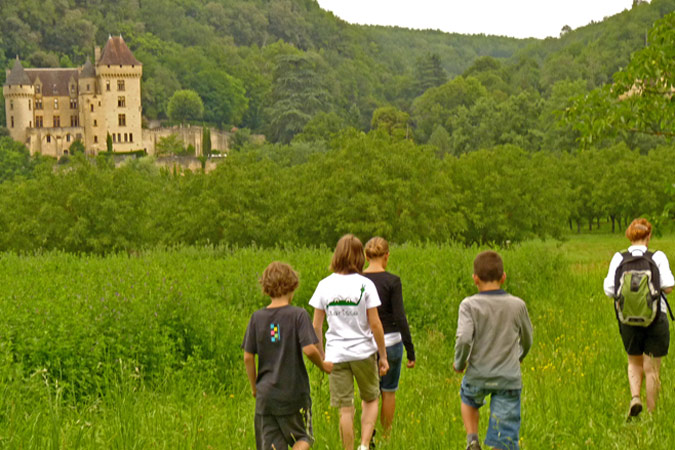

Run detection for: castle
[[3, 36, 143, 157]]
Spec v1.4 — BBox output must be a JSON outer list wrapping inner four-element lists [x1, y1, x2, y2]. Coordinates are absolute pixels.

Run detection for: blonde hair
[[260, 262, 299, 298], [330, 234, 365, 274], [625, 218, 652, 242], [365, 236, 389, 259]]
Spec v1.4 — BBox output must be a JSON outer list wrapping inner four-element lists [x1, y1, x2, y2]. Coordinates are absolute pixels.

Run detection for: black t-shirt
[[362, 271, 415, 361], [241, 305, 318, 415]]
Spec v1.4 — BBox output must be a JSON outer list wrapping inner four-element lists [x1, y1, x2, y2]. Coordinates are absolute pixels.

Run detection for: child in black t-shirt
[[242, 262, 333, 450]]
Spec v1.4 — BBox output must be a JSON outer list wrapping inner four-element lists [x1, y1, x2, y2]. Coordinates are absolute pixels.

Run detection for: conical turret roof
[[97, 35, 141, 66], [5, 57, 31, 86], [80, 57, 96, 78]]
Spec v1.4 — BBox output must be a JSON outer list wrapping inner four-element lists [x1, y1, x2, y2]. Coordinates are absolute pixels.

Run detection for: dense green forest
[[1, 1, 674, 253]]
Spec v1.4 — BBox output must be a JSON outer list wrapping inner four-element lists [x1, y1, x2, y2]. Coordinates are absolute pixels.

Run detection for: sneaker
[[627, 395, 642, 421], [369, 429, 376, 449], [466, 440, 481, 450]]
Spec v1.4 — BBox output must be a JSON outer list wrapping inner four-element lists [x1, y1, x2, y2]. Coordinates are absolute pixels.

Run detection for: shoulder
[[650, 249, 670, 264]]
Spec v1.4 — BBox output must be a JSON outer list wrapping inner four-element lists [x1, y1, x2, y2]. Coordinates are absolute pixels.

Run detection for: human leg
[[627, 354, 644, 399], [339, 406, 355, 450], [380, 342, 403, 434], [643, 355, 662, 412], [351, 354, 380, 447], [484, 389, 521, 450], [460, 379, 488, 448], [255, 414, 290, 450], [361, 398, 379, 447]]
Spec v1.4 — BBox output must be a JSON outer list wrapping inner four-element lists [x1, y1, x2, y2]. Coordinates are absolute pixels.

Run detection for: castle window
[[118, 96, 126, 107], [9, 100, 13, 110], [87, 84, 90, 91], [106, 80, 111, 91], [94, 136, 98, 143], [112, 134, 116, 143], [36, 99, 43, 110], [70, 99, 77, 109], [94, 120, 97, 127], [10, 116, 14, 128], [117, 133, 121, 142], [54, 99, 59, 109], [66, 134, 71, 142], [90, 104, 94, 112], [35, 85, 41, 94], [36, 116, 43, 128], [124, 133, 128, 142], [53, 116, 60, 128], [118, 114, 126, 127], [117, 80, 125, 91], [129, 133, 133, 142], [70, 115, 78, 127], [47, 135, 51, 143], [29, 99, 32, 110], [70, 84, 76, 94], [29, 121, 32, 128]]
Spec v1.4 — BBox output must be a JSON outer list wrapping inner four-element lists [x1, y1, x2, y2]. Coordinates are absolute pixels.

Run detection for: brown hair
[[365, 236, 389, 259], [260, 262, 299, 298], [625, 218, 652, 242], [473, 251, 504, 282], [330, 234, 365, 274]]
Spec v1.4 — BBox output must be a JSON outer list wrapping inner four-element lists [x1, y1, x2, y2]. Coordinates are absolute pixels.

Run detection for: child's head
[[330, 234, 365, 274], [364, 236, 389, 260], [625, 218, 652, 243], [473, 250, 504, 283], [260, 261, 299, 298]]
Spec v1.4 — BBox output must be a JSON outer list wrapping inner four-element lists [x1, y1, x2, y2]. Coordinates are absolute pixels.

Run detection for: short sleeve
[[241, 314, 258, 354], [603, 252, 623, 297], [297, 309, 319, 347], [309, 282, 325, 310], [365, 279, 381, 309], [653, 250, 675, 289]]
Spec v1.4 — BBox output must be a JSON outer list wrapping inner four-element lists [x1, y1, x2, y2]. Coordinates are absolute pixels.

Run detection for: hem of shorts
[[484, 438, 518, 450], [380, 387, 399, 393]]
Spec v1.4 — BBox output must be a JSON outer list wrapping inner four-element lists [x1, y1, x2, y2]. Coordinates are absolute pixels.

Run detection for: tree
[[155, 134, 185, 156], [370, 106, 410, 140], [563, 12, 675, 148], [0, 137, 33, 183], [202, 127, 212, 158], [106, 133, 113, 153], [414, 53, 447, 95], [167, 89, 204, 124], [69, 139, 85, 155]]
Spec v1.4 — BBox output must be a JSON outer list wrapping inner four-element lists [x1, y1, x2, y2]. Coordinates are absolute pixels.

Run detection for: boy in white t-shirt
[[310, 234, 389, 450]]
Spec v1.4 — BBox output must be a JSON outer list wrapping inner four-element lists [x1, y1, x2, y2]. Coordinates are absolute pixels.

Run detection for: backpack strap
[[662, 293, 675, 321]]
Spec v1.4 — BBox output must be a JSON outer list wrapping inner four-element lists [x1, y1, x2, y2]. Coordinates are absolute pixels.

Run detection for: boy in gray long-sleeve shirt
[[453, 251, 533, 450]]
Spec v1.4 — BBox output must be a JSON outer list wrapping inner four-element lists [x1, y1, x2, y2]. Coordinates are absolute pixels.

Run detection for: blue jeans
[[460, 379, 521, 450], [380, 342, 403, 392]]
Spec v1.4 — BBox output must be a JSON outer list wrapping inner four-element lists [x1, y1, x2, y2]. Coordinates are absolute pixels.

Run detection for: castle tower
[[3, 57, 35, 145], [78, 57, 101, 152], [95, 35, 142, 152]]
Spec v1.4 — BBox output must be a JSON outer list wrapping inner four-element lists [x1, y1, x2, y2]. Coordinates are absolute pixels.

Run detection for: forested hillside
[[1, 0, 672, 141]]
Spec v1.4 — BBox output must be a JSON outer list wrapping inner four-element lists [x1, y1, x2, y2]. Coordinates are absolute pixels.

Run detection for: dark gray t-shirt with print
[[242, 305, 318, 415]]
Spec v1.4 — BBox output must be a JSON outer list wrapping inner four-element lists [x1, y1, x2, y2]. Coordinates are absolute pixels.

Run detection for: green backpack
[[614, 250, 661, 327]]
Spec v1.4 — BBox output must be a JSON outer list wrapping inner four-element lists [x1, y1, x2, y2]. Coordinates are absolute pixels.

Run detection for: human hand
[[452, 363, 463, 374], [406, 360, 416, 369], [323, 361, 334, 374], [379, 358, 389, 376], [251, 387, 257, 398]]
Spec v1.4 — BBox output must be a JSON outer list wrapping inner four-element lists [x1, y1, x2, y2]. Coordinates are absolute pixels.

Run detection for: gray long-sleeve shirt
[[454, 289, 533, 390]]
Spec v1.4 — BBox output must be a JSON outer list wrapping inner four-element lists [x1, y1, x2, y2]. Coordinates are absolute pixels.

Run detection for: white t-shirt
[[603, 245, 675, 311], [309, 273, 381, 363]]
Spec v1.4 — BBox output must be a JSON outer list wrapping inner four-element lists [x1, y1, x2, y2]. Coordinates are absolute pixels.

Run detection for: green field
[[0, 233, 673, 449]]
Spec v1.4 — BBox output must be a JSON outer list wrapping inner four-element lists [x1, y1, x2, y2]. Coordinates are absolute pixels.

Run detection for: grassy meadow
[[0, 233, 674, 449]]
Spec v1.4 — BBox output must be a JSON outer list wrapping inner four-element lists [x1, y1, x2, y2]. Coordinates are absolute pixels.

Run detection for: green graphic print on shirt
[[326, 285, 365, 309]]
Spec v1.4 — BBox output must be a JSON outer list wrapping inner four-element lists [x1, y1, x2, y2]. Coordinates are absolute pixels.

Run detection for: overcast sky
[[316, 0, 636, 39]]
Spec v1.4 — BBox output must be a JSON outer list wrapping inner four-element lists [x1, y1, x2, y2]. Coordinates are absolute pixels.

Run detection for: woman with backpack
[[603, 218, 674, 419]]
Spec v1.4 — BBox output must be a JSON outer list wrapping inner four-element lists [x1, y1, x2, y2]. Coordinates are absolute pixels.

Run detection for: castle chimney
[[94, 46, 101, 64]]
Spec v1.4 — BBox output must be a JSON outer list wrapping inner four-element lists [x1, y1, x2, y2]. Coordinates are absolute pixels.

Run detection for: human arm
[[519, 303, 534, 362], [367, 307, 389, 375], [653, 250, 675, 294], [453, 301, 473, 373], [312, 309, 326, 360], [303, 344, 333, 374], [390, 277, 415, 366], [243, 351, 257, 397]]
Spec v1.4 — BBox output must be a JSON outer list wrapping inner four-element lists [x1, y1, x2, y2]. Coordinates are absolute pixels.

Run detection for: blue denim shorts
[[380, 342, 403, 392], [460, 379, 521, 450]]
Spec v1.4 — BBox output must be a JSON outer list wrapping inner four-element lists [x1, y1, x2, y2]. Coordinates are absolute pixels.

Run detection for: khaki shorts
[[329, 353, 380, 408]]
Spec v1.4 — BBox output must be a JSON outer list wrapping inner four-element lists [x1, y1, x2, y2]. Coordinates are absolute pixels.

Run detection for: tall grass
[[0, 235, 673, 448]]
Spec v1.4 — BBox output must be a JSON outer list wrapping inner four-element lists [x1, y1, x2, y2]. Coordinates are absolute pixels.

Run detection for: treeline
[[1, 0, 673, 145], [1, 132, 673, 253]]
